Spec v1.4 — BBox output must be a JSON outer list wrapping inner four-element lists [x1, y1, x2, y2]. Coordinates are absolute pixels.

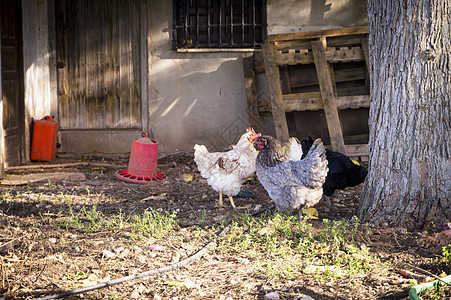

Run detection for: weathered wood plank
[[361, 36, 370, 75], [279, 64, 292, 94], [336, 95, 370, 108], [242, 53, 261, 132], [345, 144, 369, 157], [275, 50, 313, 65], [267, 26, 368, 42], [253, 52, 265, 73], [111, 0, 121, 128], [311, 39, 346, 153], [130, 0, 141, 128], [262, 42, 289, 143], [86, 0, 99, 128], [259, 94, 370, 112], [77, 0, 87, 128], [55, 0, 68, 128], [283, 92, 322, 111], [337, 86, 369, 96], [140, 0, 149, 133], [56, 0, 142, 131], [274, 47, 365, 65], [103, 0, 114, 128], [97, 1, 106, 129], [274, 35, 367, 52], [119, 0, 131, 128]]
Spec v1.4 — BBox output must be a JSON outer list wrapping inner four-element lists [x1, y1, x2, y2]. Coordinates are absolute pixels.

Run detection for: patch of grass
[[48, 203, 177, 239], [215, 212, 378, 281], [418, 282, 451, 300], [442, 245, 451, 265]]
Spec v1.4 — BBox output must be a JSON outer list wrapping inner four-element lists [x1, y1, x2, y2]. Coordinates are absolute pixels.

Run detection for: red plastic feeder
[[115, 134, 165, 184]]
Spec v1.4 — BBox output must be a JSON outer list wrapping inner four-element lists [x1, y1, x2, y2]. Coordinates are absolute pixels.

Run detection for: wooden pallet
[[243, 26, 370, 159]]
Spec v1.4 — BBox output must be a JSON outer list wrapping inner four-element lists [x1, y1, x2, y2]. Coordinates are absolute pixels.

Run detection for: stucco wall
[[148, 0, 368, 154], [148, 1, 249, 154], [267, 0, 368, 34]]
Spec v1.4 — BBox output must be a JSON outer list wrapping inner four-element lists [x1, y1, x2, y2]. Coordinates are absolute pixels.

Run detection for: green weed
[[442, 245, 451, 265], [215, 211, 377, 282]]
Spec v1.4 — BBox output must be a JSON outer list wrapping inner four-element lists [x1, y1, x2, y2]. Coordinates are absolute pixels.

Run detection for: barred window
[[173, 0, 266, 49]]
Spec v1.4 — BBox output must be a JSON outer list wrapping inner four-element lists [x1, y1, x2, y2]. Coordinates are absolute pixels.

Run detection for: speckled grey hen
[[253, 135, 328, 215]]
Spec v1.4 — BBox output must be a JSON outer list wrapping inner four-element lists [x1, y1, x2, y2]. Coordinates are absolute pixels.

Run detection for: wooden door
[[56, 0, 142, 130], [1, 0, 25, 167]]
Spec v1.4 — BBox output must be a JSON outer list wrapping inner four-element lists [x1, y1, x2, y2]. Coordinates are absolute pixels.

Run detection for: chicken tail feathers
[[293, 138, 328, 188], [194, 144, 214, 177]]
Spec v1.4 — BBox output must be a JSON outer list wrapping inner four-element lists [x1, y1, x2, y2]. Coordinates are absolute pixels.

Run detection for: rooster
[[301, 137, 368, 209], [253, 135, 328, 215], [194, 128, 260, 209]]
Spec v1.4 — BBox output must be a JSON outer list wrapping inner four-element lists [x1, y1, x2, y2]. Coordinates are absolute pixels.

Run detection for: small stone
[[264, 292, 280, 300], [147, 244, 165, 251], [170, 251, 180, 263], [258, 227, 270, 236], [49, 238, 57, 244], [300, 296, 314, 300], [254, 204, 262, 211], [153, 293, 162, 300], [102, 250, 115, 259], [87, 274, 97, 282], [114, 247, 125, 254], [130, 289, 140, 299], [119, 248, 130, 258], [137, 284, 146, 293], [137, 255, 146, 264]]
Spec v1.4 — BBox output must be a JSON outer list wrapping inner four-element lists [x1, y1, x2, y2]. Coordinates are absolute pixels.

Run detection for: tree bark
[[359, 0, 451, 229]]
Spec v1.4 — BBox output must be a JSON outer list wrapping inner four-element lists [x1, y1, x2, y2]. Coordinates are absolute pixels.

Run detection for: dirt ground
[[0, 152, 449, 299]]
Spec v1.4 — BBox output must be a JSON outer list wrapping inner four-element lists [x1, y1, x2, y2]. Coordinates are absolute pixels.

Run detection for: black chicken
[[301, 137, 368, 209]]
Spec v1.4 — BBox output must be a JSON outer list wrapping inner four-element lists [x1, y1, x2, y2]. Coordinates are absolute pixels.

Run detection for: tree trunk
[[359, 0, 451, 229]]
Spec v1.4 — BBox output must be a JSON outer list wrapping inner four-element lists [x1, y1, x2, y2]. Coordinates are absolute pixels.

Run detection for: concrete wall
[[147, 1, 250, 154], [22, 0, 57, 160], [267, 0, 368, 34], [148, 0, 368, 154]]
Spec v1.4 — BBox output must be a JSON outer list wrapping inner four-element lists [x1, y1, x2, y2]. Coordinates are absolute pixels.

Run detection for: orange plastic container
[[30, 116, 58, 161]]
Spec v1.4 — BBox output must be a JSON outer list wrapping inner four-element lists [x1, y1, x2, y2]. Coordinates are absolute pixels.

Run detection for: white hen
[[282, 137, 303, 161], [194, 128, 259, 209]]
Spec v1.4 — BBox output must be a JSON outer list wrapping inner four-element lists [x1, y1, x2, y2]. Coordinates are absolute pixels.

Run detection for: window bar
[[241, 0, 245, 44], [184, 0, 189, 46], [172, 0, 177, 48], [263, 0, 267, 44], [196, 0, 199, 46], [230, 0, 234, 46], [219, 0, 223, 46], [207, 0, 211, 47], [252, 0, 256, 46]]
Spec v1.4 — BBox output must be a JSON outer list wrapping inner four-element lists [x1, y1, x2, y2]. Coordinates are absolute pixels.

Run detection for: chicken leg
[[325, 195, 337, 210], [228, 196, 237, 210], [217, 192, 237, 209], [218, 192, 224, 207]]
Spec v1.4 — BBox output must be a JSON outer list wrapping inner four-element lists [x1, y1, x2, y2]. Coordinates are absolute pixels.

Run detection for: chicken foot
[[325, 195, 338, 211], [218, 192, 237, 209]]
